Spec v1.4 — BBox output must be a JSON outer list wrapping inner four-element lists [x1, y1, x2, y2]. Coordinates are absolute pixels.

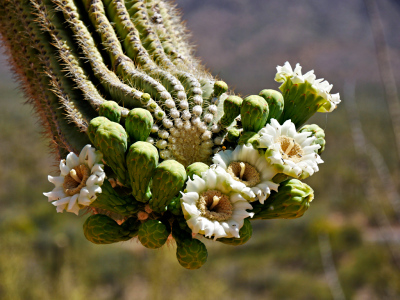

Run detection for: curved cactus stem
[[52, 0, 146, 108]]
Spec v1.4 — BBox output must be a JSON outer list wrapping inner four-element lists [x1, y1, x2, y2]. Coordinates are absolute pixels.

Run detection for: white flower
[[258, 119, 324, 179], [43, 145, 105, 215], [212, 145, 279, 204], [275, 61, 341, 112], [181, 167, 254, 240]]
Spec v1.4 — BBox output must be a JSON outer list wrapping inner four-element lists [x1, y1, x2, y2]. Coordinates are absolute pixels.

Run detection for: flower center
[[63, 164, 90, 196], [276, 136, 304, 163], [197, 190, 233, 222], [227, 162, 260, 187]]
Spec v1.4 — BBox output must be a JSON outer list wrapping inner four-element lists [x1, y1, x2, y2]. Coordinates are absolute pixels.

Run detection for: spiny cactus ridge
[[2, 0, 340, 269]]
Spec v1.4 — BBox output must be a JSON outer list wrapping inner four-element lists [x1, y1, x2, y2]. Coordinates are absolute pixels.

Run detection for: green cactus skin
[[241, 95, 269, 132], [238, 131, 260, 147], [125, 108, 154, 142], [126, 142, 159, 202], [149, 160, 187, 213], [89, 117, 129, 186], [226, 127, 241, 143], [99, 101, 122, 123], [138, 219, 170, 249], [216, 218, 252, 246], [54, 0, 145, 108], [91, 180, 144, 216], [258, 89, 284, 123], [186, 162, 209, 180], [83, 214, 140, 244], [31, 0, 104, 112], [251, 179, 314, 220], [299, 124, 326, 154], [176, 238, 208, 270], [219, 96, 243, 128]]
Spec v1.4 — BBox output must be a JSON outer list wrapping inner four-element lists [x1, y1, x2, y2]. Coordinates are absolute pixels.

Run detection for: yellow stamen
[[209, 195, 221, 210], [284, 139, 295, 156], [239, 162, 245, 179], [69, 169, 82, 183]]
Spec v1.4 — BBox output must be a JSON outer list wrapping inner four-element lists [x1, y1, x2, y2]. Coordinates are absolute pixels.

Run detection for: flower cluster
[[43, 61, 338, 270]]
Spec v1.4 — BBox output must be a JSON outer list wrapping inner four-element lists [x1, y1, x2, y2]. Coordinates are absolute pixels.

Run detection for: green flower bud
[[90, 118, 129, 185], [167, 196, 183, 216], [219, 96, 243, 128], [88, 117, 108, 145], [241, 95, 269, 132], [149, 160, 187, 213], [83, 214, 136, 244], [176, 238, 208, 270], [186, 162, 209, 180], [226, 127, 240, 143], [126, 141, 159, 203], [251, 179, 314, 220], [216, 218, 252, 246], [299, 124, 326, 154], [141, 93, 151, 104], [138, 219, 170, 249], [125, 108, 153, 142], [213, 80, 228, 98], [258, 89, 284, 123], [98, 101, 122, 123]]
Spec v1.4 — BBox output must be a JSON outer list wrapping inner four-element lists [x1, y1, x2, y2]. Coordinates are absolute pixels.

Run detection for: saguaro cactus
[[1, 0, 341, 269]]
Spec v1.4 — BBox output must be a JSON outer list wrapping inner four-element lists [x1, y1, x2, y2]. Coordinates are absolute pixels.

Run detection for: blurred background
[[1, 0, 400, 299]]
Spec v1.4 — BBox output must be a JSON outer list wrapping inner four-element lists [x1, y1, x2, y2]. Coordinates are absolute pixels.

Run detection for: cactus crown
[[1, 0, 339, 269]]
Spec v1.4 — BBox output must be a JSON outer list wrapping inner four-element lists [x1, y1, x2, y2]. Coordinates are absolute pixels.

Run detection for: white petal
[[48, 175, 64, 188], [66, 152, 79, 169], [86, 147, 97, 169], [44, 188, 65, 202], [67, 194, 80, 215], [181, 192, 199, 205], [182, 202, 200, 217], [204, 169, 217, 190], [79, 145, 91, 164], [52, 197, 70, 207], [59, 160, 70, 176]]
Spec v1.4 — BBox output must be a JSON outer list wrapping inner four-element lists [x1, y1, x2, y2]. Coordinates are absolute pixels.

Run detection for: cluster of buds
[[43, 62, 339, 269]]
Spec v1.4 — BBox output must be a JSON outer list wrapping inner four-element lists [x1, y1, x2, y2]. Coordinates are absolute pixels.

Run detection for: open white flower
[[258, 119, 323, 179], [44, 145, 105, 215], [181, 167, 254, 240], [275, 61, 341, 113], [212, 145, 279, 204]]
